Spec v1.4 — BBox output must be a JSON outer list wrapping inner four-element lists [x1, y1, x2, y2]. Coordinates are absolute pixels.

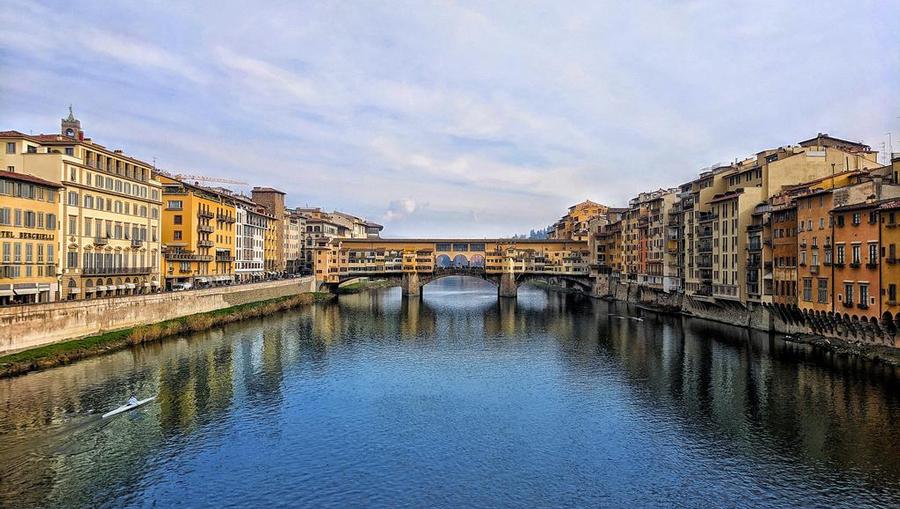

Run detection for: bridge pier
[[498, 272, 517, 298], [401, 272, 422, 297]]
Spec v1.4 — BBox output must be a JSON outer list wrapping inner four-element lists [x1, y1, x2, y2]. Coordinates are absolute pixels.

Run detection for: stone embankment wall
[[0, 277, 317, 354], [594, 274, 898, 348]]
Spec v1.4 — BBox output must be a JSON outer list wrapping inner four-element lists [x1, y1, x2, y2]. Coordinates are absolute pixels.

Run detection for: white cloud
[[1, 0, 898, 237]]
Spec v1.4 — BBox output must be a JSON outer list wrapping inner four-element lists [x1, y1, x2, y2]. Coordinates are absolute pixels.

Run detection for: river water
[[1, 277, 899, 508]]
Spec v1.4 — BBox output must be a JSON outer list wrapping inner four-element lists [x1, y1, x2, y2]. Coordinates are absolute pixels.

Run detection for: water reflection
[[0, 276, 898, 508]]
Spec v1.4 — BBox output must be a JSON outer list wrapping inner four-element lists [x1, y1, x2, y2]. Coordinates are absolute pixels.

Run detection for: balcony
[[866, 261, 878, 269], [131, 239, 143, 248], [809, 265, 819, 275], [93, 236, 108, 246], [215, 255, 235, 262], [197, 224, 214, 233], [858, 302, 869, 310], [82, 266, 153, 276], [216, 213, 235, 223], [198, 209, 214, 219], [849, 262, 860, 269], [198, 240, 214, 248], [164, 251, 213, 262], [842, 300, 854, 308]]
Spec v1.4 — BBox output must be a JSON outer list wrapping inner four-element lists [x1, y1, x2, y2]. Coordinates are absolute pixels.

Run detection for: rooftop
[[0, 170, 63, 188]]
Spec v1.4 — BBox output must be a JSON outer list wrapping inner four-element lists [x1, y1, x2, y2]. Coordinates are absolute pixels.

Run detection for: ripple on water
[[0, 277, 899, 508]]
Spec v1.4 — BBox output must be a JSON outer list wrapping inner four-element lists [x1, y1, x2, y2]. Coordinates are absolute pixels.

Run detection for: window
[[174, 230, 182, 240], [836, 215, 845, 227], [174, 215, 183, 225], [817, 279, 828, 304], [860, 284, 869, 306], [167, 200, 183, 210], [5, 142, 14, 154], [67, 191, 79, 206], [845, 283, 854, 304], [802, 278, 812, 301], [65, 147, 74, 156], [852, 213, 861, 225], [868, 243, 878, 265], [890, 284, 897, 303], [68, 215, 77, 236], [67, 251, 78, 268], [852, 245, 861, 265]]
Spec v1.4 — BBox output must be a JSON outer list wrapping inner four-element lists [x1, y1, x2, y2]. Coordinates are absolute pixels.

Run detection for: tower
[[61, 105, 83, 140]]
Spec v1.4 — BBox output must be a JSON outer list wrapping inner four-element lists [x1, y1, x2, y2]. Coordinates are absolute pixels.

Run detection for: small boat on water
[[102, 397, 156, 419]]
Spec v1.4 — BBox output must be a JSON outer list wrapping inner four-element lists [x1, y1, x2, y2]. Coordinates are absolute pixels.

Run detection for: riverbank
[[0, 292, 333, 379], [625, 298, 900, 367]]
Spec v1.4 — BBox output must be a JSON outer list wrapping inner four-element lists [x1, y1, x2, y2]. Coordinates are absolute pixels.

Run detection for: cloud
[[1, 0, 898, 237], [382, 198, 420, 222]]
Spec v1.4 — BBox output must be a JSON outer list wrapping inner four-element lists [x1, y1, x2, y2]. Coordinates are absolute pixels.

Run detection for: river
[[1, 277, 899, 508]]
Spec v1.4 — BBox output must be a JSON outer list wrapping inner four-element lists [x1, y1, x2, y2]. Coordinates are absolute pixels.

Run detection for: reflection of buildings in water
[[609, 312, 900, 480], [158, 328, 235, 434]]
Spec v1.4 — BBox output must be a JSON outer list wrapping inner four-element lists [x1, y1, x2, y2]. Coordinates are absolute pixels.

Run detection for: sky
[[1, 1, 898, 237]]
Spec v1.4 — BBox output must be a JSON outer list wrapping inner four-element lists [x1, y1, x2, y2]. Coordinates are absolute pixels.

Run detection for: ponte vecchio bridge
[[314, 238, 592, 297]]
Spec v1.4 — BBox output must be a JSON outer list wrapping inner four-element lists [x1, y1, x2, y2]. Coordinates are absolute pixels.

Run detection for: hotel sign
[[0, 231, 55, 241]]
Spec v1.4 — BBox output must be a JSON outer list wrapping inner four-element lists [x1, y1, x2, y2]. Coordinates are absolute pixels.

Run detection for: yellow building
[[264, 213, 279, 274], [0, 109, 163, 300], [158, 176, 236, 289], [551, 200, 609, 240], [0, 171, 62, 304]]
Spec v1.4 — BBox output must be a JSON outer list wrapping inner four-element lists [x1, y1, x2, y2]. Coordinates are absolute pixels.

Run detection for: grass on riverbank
[[334, 279, 398, 294], [0, 292, 333, 379]]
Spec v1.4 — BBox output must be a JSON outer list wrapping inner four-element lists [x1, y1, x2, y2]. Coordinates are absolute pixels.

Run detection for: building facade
[[159, 176, 236, 289], [0, 110, 163, 300], [0, 171, 61, 304]]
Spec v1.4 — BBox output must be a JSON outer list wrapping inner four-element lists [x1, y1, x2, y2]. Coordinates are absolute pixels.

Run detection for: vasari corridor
[[2, 1, 900, 507]]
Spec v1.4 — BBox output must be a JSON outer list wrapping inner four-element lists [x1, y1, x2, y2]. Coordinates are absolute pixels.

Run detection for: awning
[[196, 277, 209, 283], [95, 285, 108, 292], [125, 283, 136, 289], [68, 287, 81, 294], [143, 282, 152, 287], [116, 284, 126, 290], [84, 286, 95, 292], [151, 280, 160, 286], [13, 287, 40, 295], [0, 289, 12, 297]]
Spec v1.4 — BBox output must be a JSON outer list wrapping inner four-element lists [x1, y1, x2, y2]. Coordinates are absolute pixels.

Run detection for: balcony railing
[[216, 255, 235, 262], [82, 266, 153, 276], [197, 224, 214, 233], [93, 236, 108, 246], [198, 210, 214, 219], [198, 240, 214, 248], [216, 213, 235, 223], [131, 239, 143, 248], [164, 251, 213, 262]]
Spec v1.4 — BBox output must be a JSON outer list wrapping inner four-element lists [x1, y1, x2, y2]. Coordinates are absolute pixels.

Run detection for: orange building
[[880, 200, 900, 328], [831, 201, 881, 320], [796, 189, 835, 313], [771, 200, 797, 305]]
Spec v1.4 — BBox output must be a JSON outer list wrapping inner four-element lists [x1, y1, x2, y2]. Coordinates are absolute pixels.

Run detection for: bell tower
[[61, 105, 83, 140]]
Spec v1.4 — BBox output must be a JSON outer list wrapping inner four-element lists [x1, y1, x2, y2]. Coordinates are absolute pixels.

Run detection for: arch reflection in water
[[0, 278, 898, 508]]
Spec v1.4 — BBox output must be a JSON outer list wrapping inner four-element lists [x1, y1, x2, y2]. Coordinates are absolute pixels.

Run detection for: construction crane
[[157, 169, 248, 187]]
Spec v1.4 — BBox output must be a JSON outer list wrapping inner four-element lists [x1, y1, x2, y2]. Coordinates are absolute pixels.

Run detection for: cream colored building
[[0, 109, 162, 299], [283, 210, 304, 274]]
